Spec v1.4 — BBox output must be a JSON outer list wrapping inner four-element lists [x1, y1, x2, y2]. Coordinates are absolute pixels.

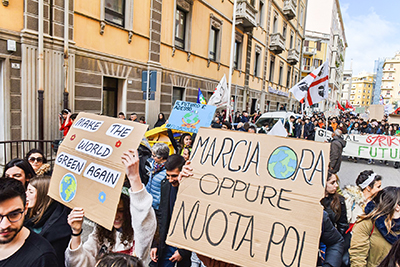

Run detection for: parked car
[[255, 111, 301, 132]]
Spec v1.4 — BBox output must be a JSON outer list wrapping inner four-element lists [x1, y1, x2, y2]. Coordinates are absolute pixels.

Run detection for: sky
[[339, 0, 400, 76]]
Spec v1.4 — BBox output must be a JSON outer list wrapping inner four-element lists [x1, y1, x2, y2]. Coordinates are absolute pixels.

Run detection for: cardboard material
[[369, 105, 384, 120], [315, 128, 400, 161], [166, 101, 216, 133], [166, 128, 329, 266], [48, 113, 148, 230]]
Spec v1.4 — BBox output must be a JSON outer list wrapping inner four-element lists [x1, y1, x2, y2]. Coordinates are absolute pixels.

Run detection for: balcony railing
[[270, 32, 285, 54], [236, 0, 257, 29], [287, 48, 299, 65], [283, 0, 297, 20], [383, 67, 396, 72], [302, 65, 315, 73], [382, 76, 395, 81], [381, 85, 394, 89], [303, 46, 316, 55]]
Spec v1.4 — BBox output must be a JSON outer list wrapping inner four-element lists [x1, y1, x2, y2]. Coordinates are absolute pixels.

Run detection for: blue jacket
[[145, 158, 166, 210]]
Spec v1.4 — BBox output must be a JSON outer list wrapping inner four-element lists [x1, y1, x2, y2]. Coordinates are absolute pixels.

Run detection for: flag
[[337, 101, 345, 111], [197, 88, 207, 104], [267, 120, 288, 137], [289, 62, 327, 102], [345, 100, 354, 110], [305, 61, 329, 106], [208, 74, 229, 107], [379, 95, 384, 105]]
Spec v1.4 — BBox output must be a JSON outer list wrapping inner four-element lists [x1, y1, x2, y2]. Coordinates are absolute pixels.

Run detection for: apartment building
[[0, 0, 306, 141], [349, 72, 374, 107], [301, 0, 347, 111], [341, 69, 352, 103], [380, 53, 400, 107]]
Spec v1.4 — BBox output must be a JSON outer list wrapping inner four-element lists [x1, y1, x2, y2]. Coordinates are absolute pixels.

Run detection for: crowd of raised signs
[[0, 109, 400, 267]]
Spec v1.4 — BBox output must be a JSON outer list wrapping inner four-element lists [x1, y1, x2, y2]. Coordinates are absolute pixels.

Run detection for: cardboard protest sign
[[315, 128, 400, 161], [369, 105, 384, 120], [324, 109, 340, 118], [166, 128, 329, 266], [48, 113, 148, 230], [166, 101, 216, 133]]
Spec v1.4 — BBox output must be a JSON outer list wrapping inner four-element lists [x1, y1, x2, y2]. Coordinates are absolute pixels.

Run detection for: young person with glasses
[[0, 178, 58, 266]]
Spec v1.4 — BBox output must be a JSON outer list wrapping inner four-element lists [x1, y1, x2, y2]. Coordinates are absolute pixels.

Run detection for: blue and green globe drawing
[[183, 111, 200, 125], [267, 146, 298, 179], [59, 173, 77, 202]]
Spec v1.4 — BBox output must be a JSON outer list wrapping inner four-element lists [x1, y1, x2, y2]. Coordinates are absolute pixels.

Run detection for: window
[[282, 23, 287, 40], [273, 13, 278, 33], [294, 72, 298, 84], [278, 63, 283, 85], [175, 8, 187, 49], [269, 56, 275, 82], [208, 16, 222, 62], [105, 0, 125, 27], [209, 26, 219, 61], [357, 96, 360, 98], [234, 41, 241, 69], [254, 51, 260, 77], [290, 32, 294, 49], [258, 0, 264, 27], [316, 41, 321, 51], [299, 6, 304, 26], [313, 59, 322, 67], [304, 40, 309, 48], [102, 77, 119, 117], [286, 67, 291, 88], [172, 87, 185, 107], [362, 101, 364, 104]]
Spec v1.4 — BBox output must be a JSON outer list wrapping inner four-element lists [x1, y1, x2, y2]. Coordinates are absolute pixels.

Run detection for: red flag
[[337, 101, 345, 111]]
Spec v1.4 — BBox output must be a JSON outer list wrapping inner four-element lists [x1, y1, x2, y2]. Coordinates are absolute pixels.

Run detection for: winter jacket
[[145, 158, 166, 210], [321, 195, 349, 236], [305, 122, 315, 140], [25, 201, 71, 267], [349, 202, 400, 267], [65, 186, 156, 267], [151, 178, 191, 267], [342, 185, 367, 224], [321, 211, 345, 267], [329, 135, 346, 174]]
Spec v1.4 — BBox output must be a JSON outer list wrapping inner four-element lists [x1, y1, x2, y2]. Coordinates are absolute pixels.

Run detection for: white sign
[[55, 152, 87, 175], [106, 123, 134, 139], [83, 162, 122, 188], [73, 117, 104, 132], [75, 139, 113, 159]]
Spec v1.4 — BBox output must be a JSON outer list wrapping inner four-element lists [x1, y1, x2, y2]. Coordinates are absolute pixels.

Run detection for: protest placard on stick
[[166, 128, 330, 266], [166, 101, 216, 133], [48, 112, 148, 230]]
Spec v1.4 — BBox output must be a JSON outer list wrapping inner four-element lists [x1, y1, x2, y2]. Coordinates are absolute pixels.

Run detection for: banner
[[315, 128, 400, 161], [166, 128, 329, 266], [166, 101, 216, 133], [48, 113, 148, 230]]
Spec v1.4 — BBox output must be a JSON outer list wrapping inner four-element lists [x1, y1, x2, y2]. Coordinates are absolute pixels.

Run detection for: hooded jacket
[[329, 135, 346, 174]]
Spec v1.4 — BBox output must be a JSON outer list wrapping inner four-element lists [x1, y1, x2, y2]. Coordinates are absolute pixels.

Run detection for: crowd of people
[[0, 108, 399, 267]]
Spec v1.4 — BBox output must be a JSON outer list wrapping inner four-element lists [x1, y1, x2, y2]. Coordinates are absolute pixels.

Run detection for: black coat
[[152, 179, 191, 267], [321, 195, 349, 236], [329, 136, 346, 174], [321, 211, 345, 267], [25, 201, 71, 267]]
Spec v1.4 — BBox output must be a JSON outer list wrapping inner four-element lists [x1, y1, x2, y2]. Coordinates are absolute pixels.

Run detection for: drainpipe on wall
[[38, 0, 44, 144], [63, 0, 69, 109]]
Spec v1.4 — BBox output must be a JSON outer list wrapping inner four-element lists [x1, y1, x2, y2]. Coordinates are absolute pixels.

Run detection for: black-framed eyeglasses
[[151, 154, 161, 159], [28, 157, 43, 163], [0, 211, 24, 223]]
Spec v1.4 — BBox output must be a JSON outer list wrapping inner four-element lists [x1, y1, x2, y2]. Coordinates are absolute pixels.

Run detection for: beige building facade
[[350, 72, 374, 108], [381, 53, 400, 106], [0, 0, 306, 141], [301, 0, 347, 111]]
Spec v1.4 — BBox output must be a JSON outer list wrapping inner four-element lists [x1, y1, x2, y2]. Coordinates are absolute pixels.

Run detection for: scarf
[[152, 162, 165, 175], [365, 201, 400, 244]]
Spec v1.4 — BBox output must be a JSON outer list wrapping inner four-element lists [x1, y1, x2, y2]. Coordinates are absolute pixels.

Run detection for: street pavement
[[338, 157, 400, 189]]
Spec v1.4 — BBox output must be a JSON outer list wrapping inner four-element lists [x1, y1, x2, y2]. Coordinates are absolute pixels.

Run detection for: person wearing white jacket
[[65, 149, 156, 266]]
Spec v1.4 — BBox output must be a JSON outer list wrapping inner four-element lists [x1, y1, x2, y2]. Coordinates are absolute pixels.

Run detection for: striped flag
[[305, 61, 329, 106]]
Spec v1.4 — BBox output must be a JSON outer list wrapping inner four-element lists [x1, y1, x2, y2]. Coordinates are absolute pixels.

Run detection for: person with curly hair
[[65, 150, 156, 266]]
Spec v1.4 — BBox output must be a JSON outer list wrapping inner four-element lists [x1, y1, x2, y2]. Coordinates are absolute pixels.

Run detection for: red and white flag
[[305, 61, 329, 106], [208, 74, 229, 107], [337, 101, 345, 111], [289, 64, 325, 101]]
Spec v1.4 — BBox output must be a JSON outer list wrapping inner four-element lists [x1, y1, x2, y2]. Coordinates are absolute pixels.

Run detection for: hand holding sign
[[121, 149, 142, 192]]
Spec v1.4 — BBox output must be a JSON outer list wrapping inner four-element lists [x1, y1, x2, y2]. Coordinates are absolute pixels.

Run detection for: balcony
[[303, 46, 316, 55], [235, 0, 257, 29], [382, 76, 395, 81], [283, 0, 297, 20], [383, 67, 396, 72], [383, 94, 392, 99], [302, 65, 315, 73], [381, 85, 394, 89], [269, 32, 285, 54], [287, 48, 299, 65]]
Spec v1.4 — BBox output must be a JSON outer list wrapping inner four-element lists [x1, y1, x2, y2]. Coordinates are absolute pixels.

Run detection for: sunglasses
[[151, 154, 161, 159], [28, 157, 43, 163]]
